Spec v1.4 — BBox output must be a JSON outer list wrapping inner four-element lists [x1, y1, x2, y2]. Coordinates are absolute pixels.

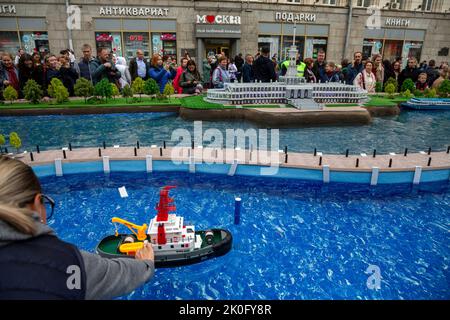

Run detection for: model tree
[[131, 77, 145, 101], [143, 78, 159, 97], [424, 88, 437, 98], [438, 79, 450, 97], [9, 132, 22, 154], [0, 134, 5, 154], [110, 83, 120, 100], [74, 78, 94, 103], [163, 83, 175, 101], [375, 81, 383, 93], [48, 78, 69, 104], [3, 85, 18, 104], [401, 78, 415, 94], [384, 77, 398, 92], [402, 89, 413, 99], [23, 79, 43, 104], [94, 78, 113, 103], [122, 84, 133, 103], [384, 83, 396, 99]]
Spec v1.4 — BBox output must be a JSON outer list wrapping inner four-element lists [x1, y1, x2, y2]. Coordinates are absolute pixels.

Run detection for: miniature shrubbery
[[23, 79, 43, 104], [144, 78, 159, 96], [48, 78, 69, 104], [384, 83, 396, 99], [438, 79, 450, 97], [74, 78, 94, 103], [131, 77, 145, 101], [122, 84, 133, 103], [94, 79, 113, 102], [3, 85, 18, 104], [384, 77, 398, 93], [9, 132, 22, 153], [163, 83, 175, 100], [401, 78, 415, 94]]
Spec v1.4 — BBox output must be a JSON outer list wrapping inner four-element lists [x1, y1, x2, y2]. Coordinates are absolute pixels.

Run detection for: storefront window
[[20, 32, 49, 54], [152, 33, 176, 60], [95, 32, 123, 57], [362, 39, 383, 59], [94, 18, 176, 60], [383, 40, 403, 62], [305, 37, 327, 60], [402, 42, 423, 65], [0, 31, 20, 54], [258, 36, 280, 60], [0, 17, 48, 55], [124, 32, 149, 60], [281, 36, 304, 61]]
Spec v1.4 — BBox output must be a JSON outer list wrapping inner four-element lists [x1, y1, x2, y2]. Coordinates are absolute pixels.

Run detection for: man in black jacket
[[128, 49, 149, 81], [398, 57, 420, 89], [92, 47, 121, 85], [252, 47, 277, 83]]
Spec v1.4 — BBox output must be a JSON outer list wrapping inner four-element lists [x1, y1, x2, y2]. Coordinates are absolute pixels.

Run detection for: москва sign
[[196, 15, 241, 25]]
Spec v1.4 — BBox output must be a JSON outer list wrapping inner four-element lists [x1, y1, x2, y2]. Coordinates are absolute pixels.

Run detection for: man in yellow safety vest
[[280, 53, 306, 77]]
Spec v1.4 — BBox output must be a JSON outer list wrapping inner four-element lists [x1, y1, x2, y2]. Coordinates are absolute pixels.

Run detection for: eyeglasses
[[41, 194, 55, 220]]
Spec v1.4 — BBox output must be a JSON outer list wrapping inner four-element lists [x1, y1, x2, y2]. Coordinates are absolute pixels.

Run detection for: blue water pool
[[40, 171, 450, 300], [2, 110, 450, 154]]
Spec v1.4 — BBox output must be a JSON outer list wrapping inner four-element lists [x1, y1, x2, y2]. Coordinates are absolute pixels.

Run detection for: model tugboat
[[96, 186, 232, 267]]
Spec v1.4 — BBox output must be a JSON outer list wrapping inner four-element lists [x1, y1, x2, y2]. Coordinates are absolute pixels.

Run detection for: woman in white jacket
[[113, 56, 132, 89], [353, 61, 376, 93]]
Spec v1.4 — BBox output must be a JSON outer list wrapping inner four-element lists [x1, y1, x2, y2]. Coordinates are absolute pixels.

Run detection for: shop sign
[[99, 6, 169, 17], [128, 35, 144, 41], [196, 15, 241, 25], [0, 4, 16, 14], [385, 18, 410, 27], [275, 12, 316, 23], [96, 33, 113, 42], [161, 33, 176, 41]]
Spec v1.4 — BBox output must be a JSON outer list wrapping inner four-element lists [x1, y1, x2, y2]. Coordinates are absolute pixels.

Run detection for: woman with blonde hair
[[148, 54, 172, 93], [431, 66, 449, 89], [0, 156, 154, 299]]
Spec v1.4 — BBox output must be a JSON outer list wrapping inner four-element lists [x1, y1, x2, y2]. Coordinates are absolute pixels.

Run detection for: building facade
[[0, 0, 449, 67]]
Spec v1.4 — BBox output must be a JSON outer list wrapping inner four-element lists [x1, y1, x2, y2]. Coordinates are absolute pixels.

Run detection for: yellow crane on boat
[[111, 217, 147, 255]]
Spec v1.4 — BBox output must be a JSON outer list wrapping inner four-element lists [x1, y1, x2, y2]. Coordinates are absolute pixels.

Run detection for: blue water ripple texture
[[40, 171, 450, 300], [1, 110, 450, 154]]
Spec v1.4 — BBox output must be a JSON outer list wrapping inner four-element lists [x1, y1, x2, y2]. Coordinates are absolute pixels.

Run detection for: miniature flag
[[118, 186, 128, 198]]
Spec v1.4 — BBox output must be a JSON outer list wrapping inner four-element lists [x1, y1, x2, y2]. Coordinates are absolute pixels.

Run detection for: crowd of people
[[1, 44, 449, 100]]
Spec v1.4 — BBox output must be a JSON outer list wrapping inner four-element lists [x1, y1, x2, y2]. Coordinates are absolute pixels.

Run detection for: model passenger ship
[[96, 186, 232, 267]]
